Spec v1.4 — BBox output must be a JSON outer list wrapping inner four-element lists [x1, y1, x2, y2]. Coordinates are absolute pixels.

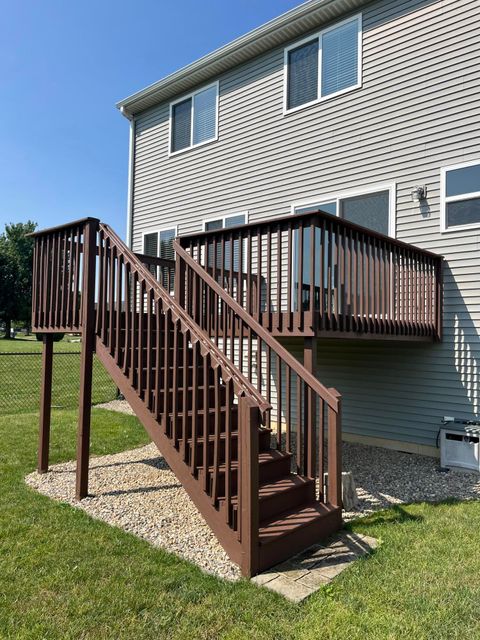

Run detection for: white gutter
[[122, 106, 135, 249], [117, 0, 365, 117]]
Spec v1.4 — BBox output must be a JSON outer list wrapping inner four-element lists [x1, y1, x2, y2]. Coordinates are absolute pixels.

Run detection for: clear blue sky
[[0, 0, 301, 238]]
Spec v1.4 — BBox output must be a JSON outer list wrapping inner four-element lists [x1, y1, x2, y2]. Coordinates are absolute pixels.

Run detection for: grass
[[2, 406, 480, 639], [0, 334, 81, 352], [0, 340, 116, 414]]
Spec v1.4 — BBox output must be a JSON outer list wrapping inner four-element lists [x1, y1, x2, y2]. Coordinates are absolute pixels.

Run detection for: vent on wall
[[440, 428, 480, 472]]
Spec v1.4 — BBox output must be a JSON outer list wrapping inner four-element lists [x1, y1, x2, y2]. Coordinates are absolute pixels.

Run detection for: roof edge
[[117, 0, 355, 117]]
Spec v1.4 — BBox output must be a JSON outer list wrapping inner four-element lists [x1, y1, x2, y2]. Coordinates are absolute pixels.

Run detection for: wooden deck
[[178, 209, 443, 342]]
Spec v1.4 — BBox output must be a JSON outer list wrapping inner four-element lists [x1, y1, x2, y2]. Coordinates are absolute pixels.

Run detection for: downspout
[[121, 106, 135, 249]]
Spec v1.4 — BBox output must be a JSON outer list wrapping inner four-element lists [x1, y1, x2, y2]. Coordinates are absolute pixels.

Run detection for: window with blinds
[[170, 82, 218, 153], [285, 14, 361, 112], [143, 228, 176, 290]]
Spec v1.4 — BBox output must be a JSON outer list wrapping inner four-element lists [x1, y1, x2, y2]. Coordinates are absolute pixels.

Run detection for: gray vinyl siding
[[131, 0, 480, 450]]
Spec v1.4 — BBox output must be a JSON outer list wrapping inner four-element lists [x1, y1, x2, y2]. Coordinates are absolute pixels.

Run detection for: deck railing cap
[[28, 217, 100, 238]]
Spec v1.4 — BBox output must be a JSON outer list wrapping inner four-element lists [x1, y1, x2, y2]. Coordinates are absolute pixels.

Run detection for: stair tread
[[220, 472, 313, 506], [169, 405, 238, 418], [188, 426, 270, 444], [259, 502, 339, 545], [208, 449, 291, 473]]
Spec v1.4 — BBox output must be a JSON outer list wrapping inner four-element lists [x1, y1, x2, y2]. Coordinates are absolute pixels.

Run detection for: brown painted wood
[[75, 219, 98, 500], [38, 334, 54, 474]]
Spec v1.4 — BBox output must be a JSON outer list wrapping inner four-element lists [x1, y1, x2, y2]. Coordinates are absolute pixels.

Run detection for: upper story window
[[284, 14, 362, 113], [170, 82, 219, 155], [441, 161, 480, 232]]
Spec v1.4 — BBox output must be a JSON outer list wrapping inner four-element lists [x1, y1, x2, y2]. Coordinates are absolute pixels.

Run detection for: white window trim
[[283, 13, 362, 116], [168, 81, 219, 157], [202, 211, 249, 231], [141, 225, 178, 257], [440, 160, 480, 233], [291, 183, 397, 238]]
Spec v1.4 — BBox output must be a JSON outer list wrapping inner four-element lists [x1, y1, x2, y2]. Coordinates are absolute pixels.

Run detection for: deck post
[[239, 396, 260, 577], [38, 334, 54, 473], [303, 337, 317, 478], [75, 219, 98, 500]]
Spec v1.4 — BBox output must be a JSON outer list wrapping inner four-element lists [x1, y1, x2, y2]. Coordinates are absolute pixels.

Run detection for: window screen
[[340, 190, 390, 235], [287, 39, 319, 110], [159, 228, 176, 260], [143, 232, 158, 276], [446, 164, 480, 198], [322, 19, 359, 96], [193, 85, 217, 145], [443, 163, 480, 229], [171, 98, 192, 153]]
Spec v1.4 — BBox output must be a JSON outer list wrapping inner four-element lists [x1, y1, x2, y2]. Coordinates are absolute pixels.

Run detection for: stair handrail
[[174, 239, 340, 412], [99, 223, 271, 418]]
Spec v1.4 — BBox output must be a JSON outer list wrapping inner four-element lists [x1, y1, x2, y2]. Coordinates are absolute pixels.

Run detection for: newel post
[[327, 392, 342, 508], [38, 333, 54, 473], [239, 395, 260, 577], [75, 219, 98, 500]]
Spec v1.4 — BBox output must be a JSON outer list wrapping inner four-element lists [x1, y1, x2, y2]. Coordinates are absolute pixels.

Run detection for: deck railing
[[174, 240, 343, 507], [179, 209, 443, 340]]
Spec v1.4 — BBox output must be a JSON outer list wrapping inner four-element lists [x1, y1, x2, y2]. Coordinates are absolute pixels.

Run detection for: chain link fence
[[0, 351, 118, 415]]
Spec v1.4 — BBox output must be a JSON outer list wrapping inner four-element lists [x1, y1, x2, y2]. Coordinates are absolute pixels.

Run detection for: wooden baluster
[[109, 246, 116, 354], [327, 398, 342, 508], [202, 353, 210, 492], [224, 379, 232, 525], [318, 398, 324, 501], [38, 334, 54, 473], [239, 396, 259, 577], [76, 219, 98, 500], [256, 229, 262, 323], [146, 288, 153, 409], [286, 366, 291, 453], [276, 356, 282, 450], [266, 227, 272, 329], [276, 224, 282, 332], [138, 280, 145, 399], [319, 220, 325, 330], [123, 263, 131, 376], [60, 230, 68, 329], [296, 374, 302, 474], [163, 308, 172, 434], [181, 329, 189, 460], [327, 223, 332, 331], [73, 226, 81, 329], [154, 297, 162, 420], [171, 319, 179, 445], [287, 225, 293, 328], [129, 273, 137, 387], [190, 339, 199, 472], [309, 222, 315, 331], [115, 254, 122, 363], [212, 366, 221, 503], [297, 221, 303, 323]]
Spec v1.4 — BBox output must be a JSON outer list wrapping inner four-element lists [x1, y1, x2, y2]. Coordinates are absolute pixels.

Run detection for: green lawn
[[2, 407, 480, 639], [0, 341, 117, 414], [0, 334, 82, 352]]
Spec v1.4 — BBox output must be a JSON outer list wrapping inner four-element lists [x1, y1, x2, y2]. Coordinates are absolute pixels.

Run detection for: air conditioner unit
[[440, 428, 480, 472]]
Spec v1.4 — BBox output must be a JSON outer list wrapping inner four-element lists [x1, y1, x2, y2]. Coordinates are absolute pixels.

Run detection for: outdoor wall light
[[411, 185, 427, 201]]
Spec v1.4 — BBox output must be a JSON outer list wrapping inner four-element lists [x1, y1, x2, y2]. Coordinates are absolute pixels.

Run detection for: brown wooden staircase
[[30, 217, 343, 576]]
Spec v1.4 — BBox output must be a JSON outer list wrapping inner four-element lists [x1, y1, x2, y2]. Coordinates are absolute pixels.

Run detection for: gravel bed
[[95, 399, 134, 415], [26, 443, 241, 581], [26, 439, 480, 580], [342, 442, 480, 520]]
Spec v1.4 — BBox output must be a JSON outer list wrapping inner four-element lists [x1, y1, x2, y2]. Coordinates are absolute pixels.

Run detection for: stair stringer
[[95, 338, 244, 567]]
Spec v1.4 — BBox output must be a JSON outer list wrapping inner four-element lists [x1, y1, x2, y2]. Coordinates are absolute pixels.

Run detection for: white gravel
[[95, 399, 134, 415], [25, 435, 480, 579]]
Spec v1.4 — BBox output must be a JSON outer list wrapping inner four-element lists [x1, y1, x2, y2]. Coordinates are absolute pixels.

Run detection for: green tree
[[0, 221, 37, 338]]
